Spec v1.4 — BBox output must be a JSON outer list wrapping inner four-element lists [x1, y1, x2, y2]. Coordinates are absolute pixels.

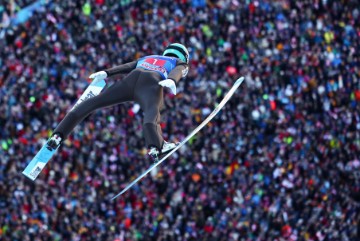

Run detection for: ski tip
[[110, 191, 124, 201], [236, 76, 245, 85]]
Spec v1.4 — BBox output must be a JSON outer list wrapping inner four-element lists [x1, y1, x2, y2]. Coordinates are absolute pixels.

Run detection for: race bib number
[[145, 58, 166, 67]]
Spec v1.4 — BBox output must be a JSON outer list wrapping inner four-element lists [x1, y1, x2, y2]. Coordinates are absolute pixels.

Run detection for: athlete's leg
[[135, 72, 164, 150], [54, 71, 139, 139]]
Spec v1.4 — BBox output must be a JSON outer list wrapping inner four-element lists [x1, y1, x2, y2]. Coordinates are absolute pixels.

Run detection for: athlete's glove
[[159, 79, 177, 95], [89, 71, 107, 81]]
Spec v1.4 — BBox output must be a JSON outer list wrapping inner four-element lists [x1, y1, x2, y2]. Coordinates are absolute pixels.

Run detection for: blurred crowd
[[1, 0, 359, 240]]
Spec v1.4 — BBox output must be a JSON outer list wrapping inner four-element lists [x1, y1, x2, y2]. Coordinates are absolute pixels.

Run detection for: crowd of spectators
[[1, 0, 359, 240]]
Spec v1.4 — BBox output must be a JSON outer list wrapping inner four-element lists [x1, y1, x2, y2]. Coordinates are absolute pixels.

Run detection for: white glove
[[159, 79, 177, 95], [89, 71, 107, 81]]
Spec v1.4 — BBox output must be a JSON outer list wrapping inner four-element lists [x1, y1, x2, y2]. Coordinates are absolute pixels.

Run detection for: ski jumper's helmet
[[163, 43, 189, 64]]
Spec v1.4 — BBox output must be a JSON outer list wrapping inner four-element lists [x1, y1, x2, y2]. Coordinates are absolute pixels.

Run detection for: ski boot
[[46, 133, 63, 151], [148, 141, 179, 163]]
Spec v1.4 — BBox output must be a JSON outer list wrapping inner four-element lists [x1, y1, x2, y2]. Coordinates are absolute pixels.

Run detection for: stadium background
[[0, 0, 359, 240]]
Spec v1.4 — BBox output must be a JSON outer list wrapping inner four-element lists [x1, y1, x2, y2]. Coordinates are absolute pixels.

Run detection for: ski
[[22, 78, 107, 181], [111, 76, 245, 200]]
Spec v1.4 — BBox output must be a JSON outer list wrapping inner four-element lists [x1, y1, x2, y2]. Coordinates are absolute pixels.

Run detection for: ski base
[[22, 140, 59, 180]]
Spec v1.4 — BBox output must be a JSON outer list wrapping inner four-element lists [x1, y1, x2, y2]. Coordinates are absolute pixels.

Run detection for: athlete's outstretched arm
[[104, 61, 138, 77]]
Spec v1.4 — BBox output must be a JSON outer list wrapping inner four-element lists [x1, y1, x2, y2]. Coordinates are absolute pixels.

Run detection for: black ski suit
[[54, 55, 188, 150]]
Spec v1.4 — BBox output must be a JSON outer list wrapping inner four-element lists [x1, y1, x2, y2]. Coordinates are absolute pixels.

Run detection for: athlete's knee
[[143, 115, 160, 125], [143, 108, 160, 124]]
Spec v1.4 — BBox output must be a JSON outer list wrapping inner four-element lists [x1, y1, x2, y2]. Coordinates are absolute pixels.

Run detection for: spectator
[[0, 0, 359, 240]]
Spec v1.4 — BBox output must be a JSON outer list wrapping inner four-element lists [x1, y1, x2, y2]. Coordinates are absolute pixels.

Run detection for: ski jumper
[[54, 55, 188, 150]]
